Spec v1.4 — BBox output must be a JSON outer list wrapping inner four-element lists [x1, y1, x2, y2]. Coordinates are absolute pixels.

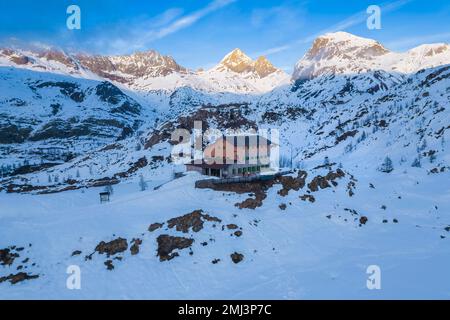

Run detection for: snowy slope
[[0, 66, 154, 178], [0, 32, 449, 299], [0, 168, 449, 299]]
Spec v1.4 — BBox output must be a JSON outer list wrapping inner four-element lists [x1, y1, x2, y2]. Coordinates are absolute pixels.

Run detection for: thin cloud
[[385, 32, 450, 50], [150, 0, 237, 41], [255, 0, 413, 57], [257, 45, 292, 56], [86, 0, 237, 54]]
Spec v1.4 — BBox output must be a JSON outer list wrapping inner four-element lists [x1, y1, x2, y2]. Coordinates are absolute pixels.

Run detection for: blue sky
[[1, 0, 449, 71]]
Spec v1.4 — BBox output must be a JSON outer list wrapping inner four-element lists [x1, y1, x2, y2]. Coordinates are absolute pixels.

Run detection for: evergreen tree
[[411, 156, 421, 168], [379, 156, 394, 173]]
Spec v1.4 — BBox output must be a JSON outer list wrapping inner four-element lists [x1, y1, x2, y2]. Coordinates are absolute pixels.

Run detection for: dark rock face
[[336, 130, 358, 143], [230, 252, 244, 264], [11, 163, 58, 176], [35, 81, 85, 102], [359, 216, 368, 225], [104, 260, 114, 270], [299, 194, 316, 203], [277, 171, 307, 196], [167, 210, 221, 233], [71, 250, 82, 256], [111, 100, 141, 116], [279, 203, 287, 210], [148, 222, 164, 232], [0, 248, 19, 266], [95, 82, 124, 104], [0, 74, 143, 181], [38, 50, 79, 69], [10, 55, 31, 65], [197, 171, 309, 209], [144, 105, 256, 150], [130, 238, 142, 255], [235, 192, 267, 209], [308, 169, 345, 192], [156, 235, 194, 262], [95, 238, 128, 257], [115, 157, 148, 178], [308, 176, 330, 191], [0, 125, 32, 144], [262, 107, 311, 123], [234, 231, 243, 237], [226, 224, 238, 230], [76, 50, 188, 81], [0, 272, 39, 284], [28, 118, 134, 142], [95, 82, 141, 115], [6, 184, 48, 194]]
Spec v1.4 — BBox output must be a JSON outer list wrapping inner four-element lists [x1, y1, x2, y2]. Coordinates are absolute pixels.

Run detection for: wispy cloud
[[148, 0, 237, 42], [254, 0, 413, 57], [85, 0, 237, 54], [385, 32, 450, 50], [250, 1, 307, 30]]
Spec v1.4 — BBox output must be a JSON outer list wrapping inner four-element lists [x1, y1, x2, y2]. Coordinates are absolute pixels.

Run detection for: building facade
[[186, 135, 274, 178]]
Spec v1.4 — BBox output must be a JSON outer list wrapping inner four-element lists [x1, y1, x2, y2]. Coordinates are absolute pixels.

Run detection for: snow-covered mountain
[[0, 46, 289, 95], [0, 32, 449, 299], [200, 48, 291, 93], [292, 31, 450, 80], [1, 31, 449, 194]]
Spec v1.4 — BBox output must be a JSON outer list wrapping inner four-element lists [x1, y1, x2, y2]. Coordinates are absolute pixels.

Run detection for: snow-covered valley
[[0, 32, 449, 299], [1, 168, 449, 299]]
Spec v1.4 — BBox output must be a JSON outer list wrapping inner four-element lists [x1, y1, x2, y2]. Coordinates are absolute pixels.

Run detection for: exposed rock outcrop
[[230, 252, 244, 264], [95, 238, 128, 257], [156, 235, 194, 262], [167, 209, 221, 233]]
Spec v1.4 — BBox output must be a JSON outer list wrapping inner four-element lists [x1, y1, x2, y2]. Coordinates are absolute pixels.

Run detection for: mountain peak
[[292, 32, 391, 80], [407, 43, 450, 57], [292, 32, 450, 81], [306, 32, 389, 60], [217, 49, 281, 78], [320, 31, 370, 41], [219, 48, 254, 73], [254, 56, 277, 78], [76, 49, 188, 80]]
